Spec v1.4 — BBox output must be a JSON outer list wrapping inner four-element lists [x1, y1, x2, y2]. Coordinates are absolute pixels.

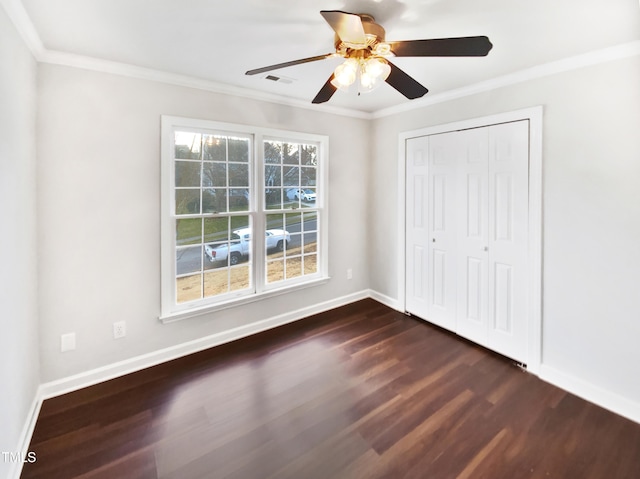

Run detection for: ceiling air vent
[[262, 74, 294, 84]]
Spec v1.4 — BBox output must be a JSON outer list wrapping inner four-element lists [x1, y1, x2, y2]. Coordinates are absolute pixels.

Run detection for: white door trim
[[398, 106, 543, 374]]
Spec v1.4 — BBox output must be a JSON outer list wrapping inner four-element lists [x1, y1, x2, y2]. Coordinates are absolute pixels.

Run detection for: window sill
[[159, 276, 331, 323]]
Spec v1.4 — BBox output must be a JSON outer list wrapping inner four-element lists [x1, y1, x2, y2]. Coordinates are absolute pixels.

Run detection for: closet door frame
[[398, 106, 543, 374]]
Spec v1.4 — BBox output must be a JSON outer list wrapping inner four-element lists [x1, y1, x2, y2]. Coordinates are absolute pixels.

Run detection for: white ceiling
[[16, 0, 640, 113]]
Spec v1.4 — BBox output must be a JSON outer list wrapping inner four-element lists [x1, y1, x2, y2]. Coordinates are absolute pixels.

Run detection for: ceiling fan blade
[[245, 53, 334, 76], [312, 74, 337, 104], [385, 61, 429, 100], [320, 10, 367, 46], [390, 36, 493, 57]]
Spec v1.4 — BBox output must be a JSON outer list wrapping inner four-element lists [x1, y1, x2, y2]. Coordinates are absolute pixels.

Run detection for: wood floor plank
[[21, 299, 640, 478]]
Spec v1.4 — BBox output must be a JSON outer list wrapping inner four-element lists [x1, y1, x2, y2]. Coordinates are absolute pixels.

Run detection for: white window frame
[[160, 116, 329, 322]]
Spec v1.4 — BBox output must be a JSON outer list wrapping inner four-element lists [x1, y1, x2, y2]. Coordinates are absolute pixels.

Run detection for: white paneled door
[[405, 120, 530, 364], [405, 136, 429, 322]]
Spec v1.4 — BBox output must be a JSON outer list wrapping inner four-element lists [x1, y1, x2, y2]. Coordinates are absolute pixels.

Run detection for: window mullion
[[254, 133, 266, 294]]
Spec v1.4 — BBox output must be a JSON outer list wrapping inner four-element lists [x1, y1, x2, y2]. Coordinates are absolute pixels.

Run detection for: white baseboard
[[13, 290, 367, 477], [39, 290, 370, 400], [9, 393, 43, 479], [368, 289, 403, 312], [22, 292, 638, 479], [539, 364, 640, 425]]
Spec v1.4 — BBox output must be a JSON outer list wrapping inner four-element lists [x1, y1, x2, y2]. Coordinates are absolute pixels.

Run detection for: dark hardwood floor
[[22, 299, 640, 478]]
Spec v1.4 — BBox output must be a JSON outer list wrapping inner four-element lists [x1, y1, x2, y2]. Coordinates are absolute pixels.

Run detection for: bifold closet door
[[406, 120, 530, 364], [455, 121, 529, 362], [405, 136, 430, 322], [405, 132, 458, 332], [486, 121, 529, 362], [455, 127, 490, 345], [426, 132, 459, 332]]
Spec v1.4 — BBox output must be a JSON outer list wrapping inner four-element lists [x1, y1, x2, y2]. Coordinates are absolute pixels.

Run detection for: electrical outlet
[[61, 332, 76, 352], [113, 321, 126, 339], [347, 268, 353, 280]]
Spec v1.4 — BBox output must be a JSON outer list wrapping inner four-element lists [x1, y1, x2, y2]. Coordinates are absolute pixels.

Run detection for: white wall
[[0, 5, 40, 479], [370, 54, 640, 415], [36, 64, 371, 382]]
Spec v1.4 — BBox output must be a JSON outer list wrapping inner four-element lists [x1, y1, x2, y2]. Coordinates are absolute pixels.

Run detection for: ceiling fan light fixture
[[373, 42, 391, 56], [331, 56, 391, 93], [331, 58, 359, 90], [359, 57, 391, 93], [364, 57, 391, 80], [248, 10, 493, 104]]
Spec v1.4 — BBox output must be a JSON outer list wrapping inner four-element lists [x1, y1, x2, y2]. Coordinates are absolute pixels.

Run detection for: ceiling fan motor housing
[[334, 14, 386, 55], [246, 10, 493, 104]]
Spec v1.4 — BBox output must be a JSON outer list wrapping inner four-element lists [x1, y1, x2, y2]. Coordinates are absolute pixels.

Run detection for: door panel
[[493, 262, 514, 333], [456, 127, 489, 344], [427, 132, 458, 331], [494, 173, 514, 242], [466, 257, 483, 322], [405, 137, 430, 319], [487, 121, 529, 361]]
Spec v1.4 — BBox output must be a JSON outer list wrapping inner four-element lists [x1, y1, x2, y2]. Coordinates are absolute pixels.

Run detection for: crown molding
[[0, 0, 370, 120], [30, 39, 640, 121], [40, 49, 373, 120], [372, 40, 640, 119], [3, 0, 638, 121]]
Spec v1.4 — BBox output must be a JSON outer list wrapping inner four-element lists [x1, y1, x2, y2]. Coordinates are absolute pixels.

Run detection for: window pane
[[229, 163, 249, 187], [288, 233, 301, 255], [204, 216, 250, 266], [297, 188, 316, 208], [202, 189, 227, 213], [285, 212, 302, 231], [175, 132, 201, 159], [300, 167, 316, 187], [301, 144, 317, 166], [267, 248, 284, 261], [303, 232, 317, 254], [228, 137, 249, 162], [266, 213, 284, 230], [283, 143, 299, 165], [283, 166, 299, 187], [176, 218, 201, 246], [176, 245, 203, 275], [229, 189, 249, 211], [230, 265, 251, 291], [264, 140, 282, 164], [265, 164, 281, 188], [286, 257, 302, 279], [176, 189, 200, 215], [203, 162, 226, 187], [265, 189, 282, 210], [203, 269, 228, 297], [203, 135, 226, 161], [303, 211, 317, 227], [266, 228, 289, 254], [304, 254, 318, 275], [177, 274, 202, 303], [175, 161, 201, 187], [231, 215, 250, 231], [267, 260, 284, 283], [204, 217, 229, 243]]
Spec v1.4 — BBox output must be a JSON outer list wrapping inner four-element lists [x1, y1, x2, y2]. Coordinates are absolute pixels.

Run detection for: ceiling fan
[[246, 10, 493, 104]]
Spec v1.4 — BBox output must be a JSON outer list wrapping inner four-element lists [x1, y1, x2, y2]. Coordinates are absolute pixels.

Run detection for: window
[[161, 117, 328, 320]]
